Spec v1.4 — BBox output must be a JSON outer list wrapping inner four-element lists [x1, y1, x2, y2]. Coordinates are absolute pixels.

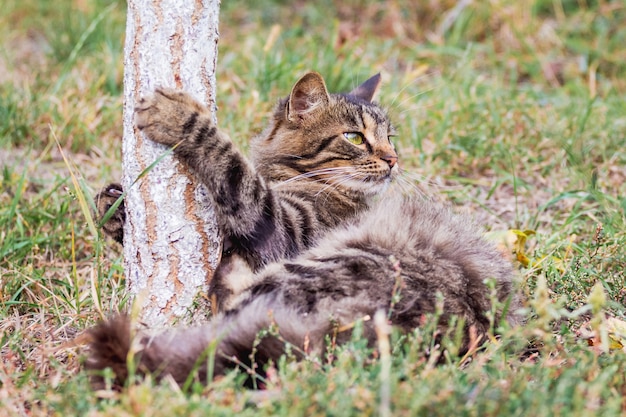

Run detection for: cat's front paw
[[135, 88, 209, 147], [95, 183, 125, 244]]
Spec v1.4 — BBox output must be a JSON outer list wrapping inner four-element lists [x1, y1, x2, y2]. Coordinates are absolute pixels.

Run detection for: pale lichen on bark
[[122, 0, 221, 327]]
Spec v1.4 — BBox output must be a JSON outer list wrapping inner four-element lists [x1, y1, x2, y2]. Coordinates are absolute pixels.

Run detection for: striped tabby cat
[[88, 72, 518, 388]]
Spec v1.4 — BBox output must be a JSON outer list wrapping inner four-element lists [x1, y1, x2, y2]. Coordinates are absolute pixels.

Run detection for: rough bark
[[122, 0, 221, 327]]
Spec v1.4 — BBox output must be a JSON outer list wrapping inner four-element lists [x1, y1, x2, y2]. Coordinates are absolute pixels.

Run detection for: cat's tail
[[86, 295, 332, 388], [86, 315, 133, 389], [87, 314, 234, 388]]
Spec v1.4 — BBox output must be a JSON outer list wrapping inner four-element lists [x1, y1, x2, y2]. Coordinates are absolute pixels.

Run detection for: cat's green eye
[[343, 132, 365, 145]]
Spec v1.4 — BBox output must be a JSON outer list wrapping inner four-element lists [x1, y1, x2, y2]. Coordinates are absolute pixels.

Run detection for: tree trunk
[[122, 0, 221, 327]]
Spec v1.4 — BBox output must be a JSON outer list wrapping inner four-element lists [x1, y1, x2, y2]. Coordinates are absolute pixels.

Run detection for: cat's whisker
[[315, 172, 366, 203], [313, 172, 356, 198], [398, 170, 430, 186], [277, 167, 357, 186], [389, 176, 412, 194], [397, 171, 426, 184], [278, 174, 344, 188], [394, 100, 439, 117], [394, 82, 440, 106], [283, 166, 354, 178], [398, 170, 462, 192], [273, 152, 304, 160], [303, 175, 352, 187], [314, 174, 356, 197], [388, 70, 441, 110], [393, 175, 428, 198]]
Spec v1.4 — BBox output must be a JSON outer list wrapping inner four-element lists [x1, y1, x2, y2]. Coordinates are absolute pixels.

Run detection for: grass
[[1, 0, 626, 415]]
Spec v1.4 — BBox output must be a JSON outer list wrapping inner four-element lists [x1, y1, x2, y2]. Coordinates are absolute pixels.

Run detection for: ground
[[1, 0, 625, 415]]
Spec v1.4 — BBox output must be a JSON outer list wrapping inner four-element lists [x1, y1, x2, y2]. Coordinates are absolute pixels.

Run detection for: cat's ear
[[287, 72, 330, 122], [349, 73, 382, 102]]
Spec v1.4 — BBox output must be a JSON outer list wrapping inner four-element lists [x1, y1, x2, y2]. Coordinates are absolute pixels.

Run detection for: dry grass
[[1, 0, 626, 415]]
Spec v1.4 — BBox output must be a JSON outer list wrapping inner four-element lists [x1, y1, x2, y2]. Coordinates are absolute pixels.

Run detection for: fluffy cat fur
[[95, 72, 399, 311], [88, 72, 519, 388]]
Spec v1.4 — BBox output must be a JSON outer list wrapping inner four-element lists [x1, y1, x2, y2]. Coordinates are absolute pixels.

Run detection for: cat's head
[[252, 72, 398, 196]]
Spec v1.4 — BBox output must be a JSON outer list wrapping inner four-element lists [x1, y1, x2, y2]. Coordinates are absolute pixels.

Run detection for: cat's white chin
[[365, 168, 398, 196], [350, 176, 394, 197]]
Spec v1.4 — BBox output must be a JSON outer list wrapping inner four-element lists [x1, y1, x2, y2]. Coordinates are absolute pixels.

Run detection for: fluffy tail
[[86, 295, 336, 388], [86, 315, 133, 389]]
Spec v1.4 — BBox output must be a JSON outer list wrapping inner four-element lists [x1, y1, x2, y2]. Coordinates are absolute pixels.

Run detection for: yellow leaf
[[606, 316, 626, 350], [511, 229, 536, 267]]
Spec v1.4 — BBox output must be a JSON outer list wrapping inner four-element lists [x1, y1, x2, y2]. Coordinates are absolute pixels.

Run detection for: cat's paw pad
[[135, 88, 208, 147], [95, 183, 125, 245]]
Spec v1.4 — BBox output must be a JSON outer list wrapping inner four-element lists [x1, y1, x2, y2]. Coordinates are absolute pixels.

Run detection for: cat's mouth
[[370, 163, 399, 182]]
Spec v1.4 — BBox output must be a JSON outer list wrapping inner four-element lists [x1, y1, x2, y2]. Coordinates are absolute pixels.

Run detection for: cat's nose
[[381, 155, 398, 168]]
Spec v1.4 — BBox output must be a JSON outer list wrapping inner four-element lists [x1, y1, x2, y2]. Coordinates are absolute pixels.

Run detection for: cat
[[95, 72, 398, 311], [87, 72, 519, 388]]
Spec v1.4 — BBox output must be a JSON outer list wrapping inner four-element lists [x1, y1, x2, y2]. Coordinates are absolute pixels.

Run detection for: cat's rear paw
[[95, 183, 125, 244], [135, 88, 209, 147]]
